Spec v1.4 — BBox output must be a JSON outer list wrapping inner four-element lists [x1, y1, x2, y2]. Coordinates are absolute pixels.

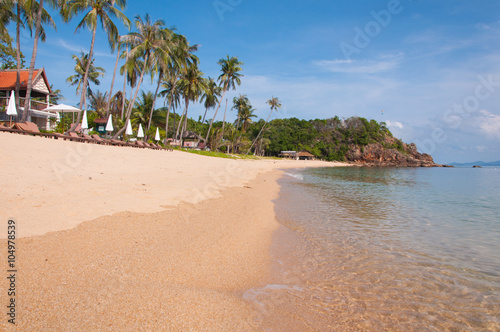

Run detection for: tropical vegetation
[[0, 2, 403, 159]]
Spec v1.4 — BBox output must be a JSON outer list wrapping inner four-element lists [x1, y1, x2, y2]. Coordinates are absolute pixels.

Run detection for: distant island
[[450, 161, 500, 167]]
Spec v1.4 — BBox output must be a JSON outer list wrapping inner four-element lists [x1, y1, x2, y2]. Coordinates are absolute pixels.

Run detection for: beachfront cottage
[[181, 131, 205, 149], [279, 150, 315, 160], [0, 68, 58, 130], [297, 150, 315, 160]]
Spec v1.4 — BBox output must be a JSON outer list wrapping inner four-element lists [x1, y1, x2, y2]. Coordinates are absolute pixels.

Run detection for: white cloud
[[57, 39, 115, 58], [476, 110, 500, 140], [386, 121, 404, 129], [313, 54, 402, 74], [58, 39, 83, 53]]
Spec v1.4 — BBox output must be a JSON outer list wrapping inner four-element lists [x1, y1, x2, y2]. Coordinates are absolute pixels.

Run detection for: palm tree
[[20, 0, 57, 121], [159, 68, 182, 140], [0, 1, 13, 35], [205, 55, 243, 145], [147, 32, 198, 133], [49, 84, 64, 104], [232, 94, 249, 131], [201, 77, 222, 125], [66, 52, 106, 98], [247, 96, 281, 155], [63, 0, 130, 132], [130, 90, 153, 127], [145, 27, 174, 132], [114, 14, 168, 139], [87, 89, 108, 117], [119, 48, 141, 118], [239, 105, 256, 133], [158, 33, 198, 142], [176, 63, 207, 141]]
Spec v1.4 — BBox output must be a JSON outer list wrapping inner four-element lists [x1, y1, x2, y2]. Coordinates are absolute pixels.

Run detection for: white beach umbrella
[[105, 114, 114, 132], [6, 90, 16, 126], [42, 104, 80, 113], [81, 110, 88, 130], [6, 91, 17, 116], [137, 123, 144, 138], [155, 127, 160, 141], [42, 104, 81, 123], [125, 119, 133, 136]]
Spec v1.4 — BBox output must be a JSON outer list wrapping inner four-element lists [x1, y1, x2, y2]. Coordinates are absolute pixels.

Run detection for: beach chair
[[91, 134, 112, 145], [134, 141, 146, 148], [13, 122, 54, 138], [53, 130, 86, 142]]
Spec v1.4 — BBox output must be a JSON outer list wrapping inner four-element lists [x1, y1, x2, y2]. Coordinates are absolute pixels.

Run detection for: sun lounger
[[91, 134, 112, 145], [12, 122, 55, 138], [53, 131, 86, 142]]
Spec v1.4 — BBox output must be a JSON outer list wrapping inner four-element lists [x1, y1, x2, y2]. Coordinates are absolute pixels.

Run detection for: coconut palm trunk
[[22, 0, 44, 122], [105, 46, 121, 117], [247, 110, 273, 155], [15, 2, 21, 117], [204, 87, 226, 144], [147, 71, 162, 131], [69, 25, 97, 131], [176, 97, 189, 142], [221, 98, 228, 142]]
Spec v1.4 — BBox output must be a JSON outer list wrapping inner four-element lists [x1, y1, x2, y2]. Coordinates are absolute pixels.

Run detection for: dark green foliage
[[262, 116, 394, 161]]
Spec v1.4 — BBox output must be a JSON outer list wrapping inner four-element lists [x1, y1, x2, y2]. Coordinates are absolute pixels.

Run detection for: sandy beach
[[0, 132, 347, 330]]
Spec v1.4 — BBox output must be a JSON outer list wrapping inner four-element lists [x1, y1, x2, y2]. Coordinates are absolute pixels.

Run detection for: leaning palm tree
[[66, 52, 106, 97], [20, 0, 57, 121], [247, 96, 281, 155], [205, 55, 243, 145], [114, 14, 169, 139], [176, 63, 207, 140], [63, 0, 130, 132]]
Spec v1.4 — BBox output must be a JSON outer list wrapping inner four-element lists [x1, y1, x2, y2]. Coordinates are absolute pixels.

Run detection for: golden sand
[[0, 132, 348, 330]]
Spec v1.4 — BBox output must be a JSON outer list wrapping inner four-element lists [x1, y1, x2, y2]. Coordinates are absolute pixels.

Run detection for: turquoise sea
[[245, 167, 500, 331]]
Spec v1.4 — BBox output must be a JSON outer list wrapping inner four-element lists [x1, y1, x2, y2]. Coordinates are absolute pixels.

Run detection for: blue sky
[[12, 0, 500, 163]]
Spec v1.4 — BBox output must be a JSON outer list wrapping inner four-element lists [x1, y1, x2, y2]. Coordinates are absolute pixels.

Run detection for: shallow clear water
[[245, 167, 500, 331]]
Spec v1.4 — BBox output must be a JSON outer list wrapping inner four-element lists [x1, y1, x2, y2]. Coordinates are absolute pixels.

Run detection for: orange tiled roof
[[0, 69, 52, 94]]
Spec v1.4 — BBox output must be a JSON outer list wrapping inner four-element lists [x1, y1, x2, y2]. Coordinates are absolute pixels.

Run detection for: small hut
[[297, 150, 315, 160]]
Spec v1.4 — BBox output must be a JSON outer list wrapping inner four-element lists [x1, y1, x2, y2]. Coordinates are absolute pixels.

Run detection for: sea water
[[244, 167, 500, 331]]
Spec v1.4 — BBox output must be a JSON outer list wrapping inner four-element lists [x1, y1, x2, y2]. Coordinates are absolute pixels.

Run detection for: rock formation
[[346, 137, 450, 167]]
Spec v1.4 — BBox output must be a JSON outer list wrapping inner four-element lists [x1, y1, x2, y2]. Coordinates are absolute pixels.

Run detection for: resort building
[[0, 68, 58, 130]]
